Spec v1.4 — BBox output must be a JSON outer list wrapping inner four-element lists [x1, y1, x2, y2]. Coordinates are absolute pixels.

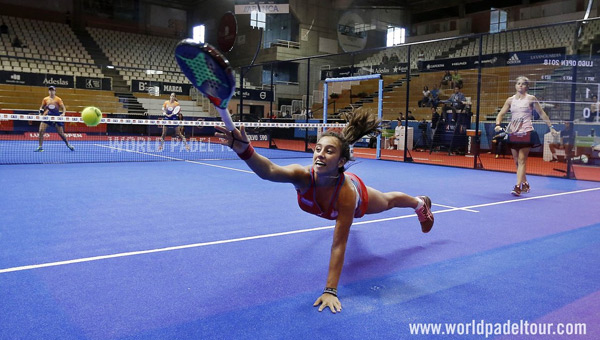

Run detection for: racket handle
[[217, 107, 236, 131]]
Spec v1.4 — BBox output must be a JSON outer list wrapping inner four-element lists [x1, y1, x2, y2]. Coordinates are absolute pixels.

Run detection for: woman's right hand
[[214, 125, 250, 154]]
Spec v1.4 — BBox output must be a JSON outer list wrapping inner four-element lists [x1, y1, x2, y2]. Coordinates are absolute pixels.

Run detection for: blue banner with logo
[[421, 47, 566, 72], [320, 48, 568, 80], [320, 63, 409, 80]]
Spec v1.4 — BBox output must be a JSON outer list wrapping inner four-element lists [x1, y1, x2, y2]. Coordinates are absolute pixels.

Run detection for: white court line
[[94, 144, 253, 173], [463, 187, 600, 209], [433, 203, 479, 213], [184, 159, 253, 173], [1, 187, 599, 275]]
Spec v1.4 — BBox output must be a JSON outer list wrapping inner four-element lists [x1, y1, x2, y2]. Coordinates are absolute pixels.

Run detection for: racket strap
[[230, 135, 249, 148]]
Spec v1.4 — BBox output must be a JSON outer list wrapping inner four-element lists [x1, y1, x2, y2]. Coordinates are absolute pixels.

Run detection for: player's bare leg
[[158, 126, 167, 151], [36, 122, 47, 151], [510, 147, 530, 195], [56, 126, 74, 151], [176, 129, 190, 151], [365, 186, 434, 233]]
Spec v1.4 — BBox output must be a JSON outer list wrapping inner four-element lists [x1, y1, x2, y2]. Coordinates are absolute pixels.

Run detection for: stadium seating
[[578, 19, 600, 47], [356, 38, 470, 69], [87, 27, 188, 86], [0, 15, 102, 77], [311, 63, 562, 122], [0, 14, 596, 122], [449, 23, 577, 58], [0, 16, 130, 115], [0, 84, 127, 114]]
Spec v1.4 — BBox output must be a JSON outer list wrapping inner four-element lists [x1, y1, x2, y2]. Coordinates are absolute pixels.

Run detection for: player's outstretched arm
[[313, 185, 355, 314], [215, 125, 308, 186]]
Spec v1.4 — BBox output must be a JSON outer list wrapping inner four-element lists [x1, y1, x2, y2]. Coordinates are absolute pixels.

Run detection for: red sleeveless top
[[296, 167, 369, 220]]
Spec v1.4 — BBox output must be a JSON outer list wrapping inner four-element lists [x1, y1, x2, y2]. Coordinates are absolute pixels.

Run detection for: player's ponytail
[[320, 108, 380, 173], [341, 109, 380, 145]]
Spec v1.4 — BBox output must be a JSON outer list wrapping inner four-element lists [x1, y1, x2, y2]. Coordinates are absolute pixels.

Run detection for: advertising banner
[[131, 80, 192, 95]]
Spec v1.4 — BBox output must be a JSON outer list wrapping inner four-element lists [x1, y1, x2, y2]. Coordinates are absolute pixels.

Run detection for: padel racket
[[492, 126, 507, 141], [172, 105, 181, 116], [175, 40, 236, 131], [493, 121, 518, 141]]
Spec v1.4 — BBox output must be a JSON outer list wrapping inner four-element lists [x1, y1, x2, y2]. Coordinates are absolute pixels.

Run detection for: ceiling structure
[[142, 0, 522, 10], [141, 0, 555, 22]]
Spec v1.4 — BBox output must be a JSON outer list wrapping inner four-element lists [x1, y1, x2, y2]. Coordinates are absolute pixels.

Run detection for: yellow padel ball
[[81, 106, 102, 127]]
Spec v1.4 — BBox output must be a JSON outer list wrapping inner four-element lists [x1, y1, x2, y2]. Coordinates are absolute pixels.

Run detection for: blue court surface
[[0, 139, 310, 164], [1, 158, 599, 339]]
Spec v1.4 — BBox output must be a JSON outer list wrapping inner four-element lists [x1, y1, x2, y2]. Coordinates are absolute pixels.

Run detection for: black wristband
[[323, 287, 337, 297]]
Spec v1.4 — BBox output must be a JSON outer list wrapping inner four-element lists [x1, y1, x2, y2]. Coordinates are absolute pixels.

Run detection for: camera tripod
[[414, 127, 431, 151]]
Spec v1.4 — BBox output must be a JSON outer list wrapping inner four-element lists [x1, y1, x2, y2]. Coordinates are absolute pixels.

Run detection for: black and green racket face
[[175, 40, 236, 109]]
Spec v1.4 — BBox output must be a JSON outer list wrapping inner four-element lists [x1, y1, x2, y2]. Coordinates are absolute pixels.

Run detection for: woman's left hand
[[313, 293, 342, 313]]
